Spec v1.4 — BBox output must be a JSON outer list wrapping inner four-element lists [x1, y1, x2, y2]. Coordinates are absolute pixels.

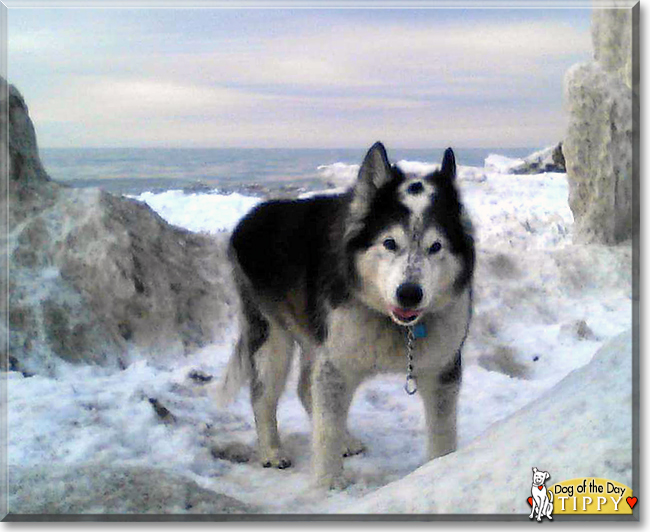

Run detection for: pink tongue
[[393, 308, 420, 319]]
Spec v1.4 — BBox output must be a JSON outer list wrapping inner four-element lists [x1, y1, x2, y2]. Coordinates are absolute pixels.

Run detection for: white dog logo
[[529, 467, 554, 521]]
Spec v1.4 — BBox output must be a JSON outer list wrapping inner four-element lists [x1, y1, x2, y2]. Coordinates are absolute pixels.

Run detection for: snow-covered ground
[[6, 155, 633, 515]]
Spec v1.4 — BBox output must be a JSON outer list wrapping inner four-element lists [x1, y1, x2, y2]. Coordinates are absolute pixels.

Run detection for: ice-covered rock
[[485, 144, 565, 175], [512, 143, 566, 175], [563, 6, 634, 244], [8, 464, 257, 514], [3, 83, 236, 375], [343, 329, 632, 514]]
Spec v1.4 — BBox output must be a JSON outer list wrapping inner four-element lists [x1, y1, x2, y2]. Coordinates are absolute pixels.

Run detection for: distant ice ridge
[[316, 159, 488, 190], [484, 154, 527, 174]]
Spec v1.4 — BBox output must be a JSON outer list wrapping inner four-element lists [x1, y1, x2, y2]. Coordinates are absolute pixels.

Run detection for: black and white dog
[[222, 142, 474, 488]]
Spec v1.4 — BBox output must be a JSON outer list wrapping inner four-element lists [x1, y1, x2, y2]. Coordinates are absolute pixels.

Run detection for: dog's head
[[532, 467, 551, 487], [344, 142, 474, 326]]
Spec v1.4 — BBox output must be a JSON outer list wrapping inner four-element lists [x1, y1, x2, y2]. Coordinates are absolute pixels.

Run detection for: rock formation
[[511, 143, 566, 175], [2, 82, 237, 375], [9, 464, 257, 514], [563, 5, 635, 244]]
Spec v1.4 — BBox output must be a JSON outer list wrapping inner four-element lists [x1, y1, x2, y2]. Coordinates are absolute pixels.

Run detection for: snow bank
[[343, 330, 632, 514], [484, 153, 526, 174], [316, 159, 486, 189], [132, 190, 261, 234], [317, 162, 359, 189]]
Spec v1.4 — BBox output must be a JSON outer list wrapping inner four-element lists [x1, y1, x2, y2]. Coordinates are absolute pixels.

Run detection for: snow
[[131, 190, 261, 233], [484, 153, 526, 173], [6, 157, 632, 515], [344, 330, 632, 514], [317, 162, 359, 189]]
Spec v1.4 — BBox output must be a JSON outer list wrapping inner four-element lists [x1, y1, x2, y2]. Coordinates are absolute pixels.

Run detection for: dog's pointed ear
[[533, 467, 538, 474], [347, 142, 392, 228], [358, 141, 392, 192], [440, 147, 456, 180], [545, 472, 551, 481]]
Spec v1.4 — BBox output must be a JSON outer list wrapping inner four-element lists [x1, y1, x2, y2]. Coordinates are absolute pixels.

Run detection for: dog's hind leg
[[250, 319, 296, 469], [298, 353, 365, 459], [418, 368, 460, 461]]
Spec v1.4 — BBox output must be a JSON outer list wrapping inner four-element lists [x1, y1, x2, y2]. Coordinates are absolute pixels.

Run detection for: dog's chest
[[324, 307, 453, 375]]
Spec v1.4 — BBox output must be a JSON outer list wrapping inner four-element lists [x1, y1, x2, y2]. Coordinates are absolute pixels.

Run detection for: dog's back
[[220, 194, 349, 404]]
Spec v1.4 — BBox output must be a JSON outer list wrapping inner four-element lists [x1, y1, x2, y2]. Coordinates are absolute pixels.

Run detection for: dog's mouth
[[390, 307, 423, 325]]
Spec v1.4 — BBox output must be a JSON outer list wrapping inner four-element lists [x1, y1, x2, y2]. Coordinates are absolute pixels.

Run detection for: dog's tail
[[216, 337, 251, 408]]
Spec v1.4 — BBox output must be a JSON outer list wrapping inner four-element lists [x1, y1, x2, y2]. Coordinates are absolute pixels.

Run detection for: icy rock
[[344, 330, 632, 514], [563, 7, 634, 244], [485, 145, 565, 175], [3, 83, 236, 375], [592, 6, 633, 89], [559, 319, 598, 341], [477, 345, 530, 379], [511, 144, 566, 175], [8, 464, 257, 514]]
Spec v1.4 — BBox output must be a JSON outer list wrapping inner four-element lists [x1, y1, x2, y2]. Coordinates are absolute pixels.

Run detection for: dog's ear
[[532, 467, 538, 474], [357, 141, 392, 192], [440, 147, 456, 180], [545, 472, 550, 481], [347, 142, 392, 226]]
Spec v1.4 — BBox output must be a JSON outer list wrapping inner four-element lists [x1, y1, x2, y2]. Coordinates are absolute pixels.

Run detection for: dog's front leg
[[537, 497, 547, 521], [311, 358, 358, 489], [418, 373, 460, 460]]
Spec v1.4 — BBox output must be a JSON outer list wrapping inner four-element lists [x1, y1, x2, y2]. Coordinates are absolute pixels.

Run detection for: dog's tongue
[[393, 307, 420, 320]]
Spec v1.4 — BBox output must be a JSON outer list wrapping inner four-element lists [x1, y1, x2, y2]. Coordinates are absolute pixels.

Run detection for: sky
[[7, 6, 593, 149]]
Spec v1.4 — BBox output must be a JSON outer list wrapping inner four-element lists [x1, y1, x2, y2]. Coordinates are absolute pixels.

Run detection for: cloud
[[163, 19, 591, 89], [9, 10, 592, 148]]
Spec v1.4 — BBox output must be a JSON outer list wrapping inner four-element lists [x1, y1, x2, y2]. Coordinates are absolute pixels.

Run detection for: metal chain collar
[[404, 326, 417, 395]]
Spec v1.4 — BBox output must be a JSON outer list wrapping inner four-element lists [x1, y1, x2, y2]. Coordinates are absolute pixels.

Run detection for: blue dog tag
[[413, 322, 427, 339]]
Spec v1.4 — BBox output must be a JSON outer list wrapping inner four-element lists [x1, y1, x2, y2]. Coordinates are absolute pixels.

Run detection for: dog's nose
[[396, 282, 423, 308]]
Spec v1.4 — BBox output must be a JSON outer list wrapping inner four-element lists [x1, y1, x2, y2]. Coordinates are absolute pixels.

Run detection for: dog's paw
[[342, 434, 366, 457], [259, 448, 292, 469]]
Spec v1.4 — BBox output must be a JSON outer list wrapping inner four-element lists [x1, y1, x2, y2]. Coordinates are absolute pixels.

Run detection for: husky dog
[[222, 142, 474, 488]]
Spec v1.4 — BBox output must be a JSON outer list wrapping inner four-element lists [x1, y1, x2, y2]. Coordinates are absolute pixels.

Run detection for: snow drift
[[343, 330, 632, 514]]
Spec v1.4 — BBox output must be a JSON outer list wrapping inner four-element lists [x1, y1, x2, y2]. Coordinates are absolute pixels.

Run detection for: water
[[40, 147, 537, 196]]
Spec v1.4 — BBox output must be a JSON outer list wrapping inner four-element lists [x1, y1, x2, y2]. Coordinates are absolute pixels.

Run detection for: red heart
[[538, 486, 543, 490], [527, 497, 533, 506], [627, 497, 638, 509]]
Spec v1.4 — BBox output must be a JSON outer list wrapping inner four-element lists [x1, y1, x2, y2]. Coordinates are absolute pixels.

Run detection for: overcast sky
[[8, 7, 593, 149]]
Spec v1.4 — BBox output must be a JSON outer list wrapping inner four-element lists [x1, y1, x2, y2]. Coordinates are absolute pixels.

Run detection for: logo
[[528, 467, 554, 521], [526, 471, 636, 517]]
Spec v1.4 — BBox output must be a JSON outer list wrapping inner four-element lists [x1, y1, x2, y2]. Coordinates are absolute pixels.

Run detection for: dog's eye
[[428, 241, 442, 255], [383, 238, 398, 252]]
